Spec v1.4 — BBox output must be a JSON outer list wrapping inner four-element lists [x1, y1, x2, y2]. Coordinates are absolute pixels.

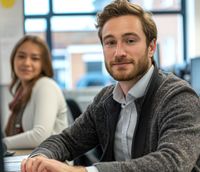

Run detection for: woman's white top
[[3, 77, 68, 149]]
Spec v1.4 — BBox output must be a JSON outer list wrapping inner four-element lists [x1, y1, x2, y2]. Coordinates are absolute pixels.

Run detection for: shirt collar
[[113, 65, 154, 104]]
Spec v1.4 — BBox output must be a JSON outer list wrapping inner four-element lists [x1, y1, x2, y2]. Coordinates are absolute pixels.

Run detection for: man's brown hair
[[96, 0, 157, 46]]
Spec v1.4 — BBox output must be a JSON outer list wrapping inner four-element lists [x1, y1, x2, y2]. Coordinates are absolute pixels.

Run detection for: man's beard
[[105, 53, 150, 82]]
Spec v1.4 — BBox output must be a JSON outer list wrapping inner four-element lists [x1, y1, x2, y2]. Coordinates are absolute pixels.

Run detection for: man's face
[[101, 15, 155, 83]]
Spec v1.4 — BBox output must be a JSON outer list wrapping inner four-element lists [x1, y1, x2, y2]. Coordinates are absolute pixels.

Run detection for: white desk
[[4, 150, 31, 172], [9, 149, 32, 156]]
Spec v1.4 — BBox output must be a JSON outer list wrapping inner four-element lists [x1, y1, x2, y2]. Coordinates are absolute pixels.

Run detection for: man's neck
[[119, 80, 138, 96], [119, 65, 153, 96]]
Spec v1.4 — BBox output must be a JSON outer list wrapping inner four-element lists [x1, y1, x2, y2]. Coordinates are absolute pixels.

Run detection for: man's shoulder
[[159, 70, 191, 88], [157, 70, 197, 98]]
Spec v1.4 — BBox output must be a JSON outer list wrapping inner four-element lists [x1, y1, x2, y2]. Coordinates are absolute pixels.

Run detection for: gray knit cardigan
[[31, 67, 200, 172]]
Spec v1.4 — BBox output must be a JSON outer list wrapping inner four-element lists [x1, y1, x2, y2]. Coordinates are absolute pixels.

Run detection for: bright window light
[[53, 0, 95, 13], [24, 0, 49, 15], [51, 16, 96, 31], [25, 19, 47, 32]]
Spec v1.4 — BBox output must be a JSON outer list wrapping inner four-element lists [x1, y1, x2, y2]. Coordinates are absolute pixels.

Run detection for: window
[[24, 0, 187, 89], [130, 0, 181, 11], [25, 18, 47, 32], [52, 0, 110, 13], [153, 14, 184, 68], [24, 0, 49, 15], [51, 16, 96, 31]]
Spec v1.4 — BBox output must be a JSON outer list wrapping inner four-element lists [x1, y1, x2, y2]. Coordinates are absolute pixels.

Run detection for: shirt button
[[122, 103, 126, 108]]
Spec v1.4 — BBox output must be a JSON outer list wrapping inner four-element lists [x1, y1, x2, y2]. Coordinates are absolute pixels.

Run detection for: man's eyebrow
[[122, 32, 140, 38], [103, 32, 140, 41], [102, 34, 114, 42]]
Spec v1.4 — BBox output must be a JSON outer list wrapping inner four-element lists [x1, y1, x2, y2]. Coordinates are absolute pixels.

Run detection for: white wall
[[0, 0, 23, 128], [194, 0, 200, 57], [187, 0, 200, 59]]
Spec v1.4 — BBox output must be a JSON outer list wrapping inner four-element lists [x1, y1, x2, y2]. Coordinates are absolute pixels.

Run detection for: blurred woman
[[3, 35, 68, 149]]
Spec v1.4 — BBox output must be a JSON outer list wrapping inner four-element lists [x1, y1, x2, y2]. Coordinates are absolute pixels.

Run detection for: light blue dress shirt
[[86, 65, 154, 172]]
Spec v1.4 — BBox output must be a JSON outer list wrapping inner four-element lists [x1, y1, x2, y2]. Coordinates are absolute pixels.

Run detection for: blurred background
[[0, 0, 200, 128]]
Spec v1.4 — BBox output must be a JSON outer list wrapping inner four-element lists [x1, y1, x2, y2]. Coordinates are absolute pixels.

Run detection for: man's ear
[[148, 39, 157, 58]]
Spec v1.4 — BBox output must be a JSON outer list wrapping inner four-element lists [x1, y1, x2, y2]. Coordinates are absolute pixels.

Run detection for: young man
[[21, 0, 200, 172]]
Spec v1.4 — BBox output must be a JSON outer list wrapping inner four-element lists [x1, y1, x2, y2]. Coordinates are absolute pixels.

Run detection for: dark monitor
[[190, 57, 200, 95]]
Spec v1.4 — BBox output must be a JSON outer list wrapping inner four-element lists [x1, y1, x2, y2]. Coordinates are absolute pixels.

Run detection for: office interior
[[0, 0, 200, 129]]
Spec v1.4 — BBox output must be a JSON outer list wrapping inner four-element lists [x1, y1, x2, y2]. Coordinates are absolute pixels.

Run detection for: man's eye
[[126, 39, 136, 44], [104, 40, 116, 47]]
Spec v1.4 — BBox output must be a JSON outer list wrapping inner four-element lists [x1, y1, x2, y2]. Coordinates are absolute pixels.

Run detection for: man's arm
[[30, 110, 99, 161], [29, 86, 111, 161]]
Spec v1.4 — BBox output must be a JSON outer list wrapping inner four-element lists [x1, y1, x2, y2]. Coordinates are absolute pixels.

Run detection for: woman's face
[[14, 41, 43, 86]]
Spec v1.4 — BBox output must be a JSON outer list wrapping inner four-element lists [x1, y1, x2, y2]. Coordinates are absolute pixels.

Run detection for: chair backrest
[[66, 98, 82, 120]]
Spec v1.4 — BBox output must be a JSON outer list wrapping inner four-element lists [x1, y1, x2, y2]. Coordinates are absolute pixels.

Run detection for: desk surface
[[4, 150, 31, 172], [9, 149, 32, 156], [4, 154, 29, 172]]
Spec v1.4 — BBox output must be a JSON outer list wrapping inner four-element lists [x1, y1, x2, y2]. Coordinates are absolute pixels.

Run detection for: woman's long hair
[[9, 35, 54, 111]]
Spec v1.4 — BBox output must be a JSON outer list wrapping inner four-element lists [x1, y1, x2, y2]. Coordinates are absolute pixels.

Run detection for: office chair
[[66, 98, 102, 166], [66, 99, 82, 120]]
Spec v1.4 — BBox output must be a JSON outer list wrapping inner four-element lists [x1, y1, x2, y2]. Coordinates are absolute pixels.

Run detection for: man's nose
[[114, 42, 126, 58]]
